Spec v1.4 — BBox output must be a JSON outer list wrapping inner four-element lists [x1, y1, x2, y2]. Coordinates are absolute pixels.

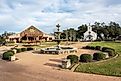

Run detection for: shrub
[[85, 46, 90, 49], [7, 50, 15, 54], [105, 49, 116, 57], [21, 48, 27, 52], [80, 54, 93, 62], [95, 46, 101, 50], [27, 47, 33, 51], [2, 52, 14, 60], [102, 47, 115, 52], [16, 48, 22, 53], [82, 46, 89, 49], [93, 52, 106, 61], [67, 55, 78, 64], [83, 46, 96, 50], [108, 50, 116, 57], [90, 46, 96, 50]]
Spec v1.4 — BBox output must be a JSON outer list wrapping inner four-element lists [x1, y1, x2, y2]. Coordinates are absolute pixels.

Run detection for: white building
[[84, 24, 97, 41]]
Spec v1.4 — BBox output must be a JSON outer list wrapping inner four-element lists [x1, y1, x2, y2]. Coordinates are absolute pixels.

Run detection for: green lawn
[[75, 42, 121, 77]]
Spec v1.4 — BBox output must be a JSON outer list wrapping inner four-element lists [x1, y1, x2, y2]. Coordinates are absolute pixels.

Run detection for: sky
[[0, 0, 121, 34]]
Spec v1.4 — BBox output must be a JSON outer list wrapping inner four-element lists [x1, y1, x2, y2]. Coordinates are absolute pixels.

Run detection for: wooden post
[[27, 37, 29, 43]]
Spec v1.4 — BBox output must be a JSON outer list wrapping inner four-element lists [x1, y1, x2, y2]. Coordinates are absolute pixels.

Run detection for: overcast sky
[[0, 0, 121, 33]]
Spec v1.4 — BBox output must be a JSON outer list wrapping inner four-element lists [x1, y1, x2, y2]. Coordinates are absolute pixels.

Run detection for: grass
[[75, 42, 121, 77]]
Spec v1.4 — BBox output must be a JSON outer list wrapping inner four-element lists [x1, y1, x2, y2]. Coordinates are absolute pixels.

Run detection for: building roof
[[8, 33, 20, 39], [20, 25, 43, 37]]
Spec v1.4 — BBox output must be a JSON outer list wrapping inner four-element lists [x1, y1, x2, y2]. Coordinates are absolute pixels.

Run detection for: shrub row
[[67, 52, 107, 63], [21, 48, 27, 52], [27, 47, 34, 51], [83, 46, 116, 57], [83, 46, 115, 51], [2, 47, 33, 60], [83, 46, 102, 50], [83, 46, 96, 50], [16, 47, 33, 53]]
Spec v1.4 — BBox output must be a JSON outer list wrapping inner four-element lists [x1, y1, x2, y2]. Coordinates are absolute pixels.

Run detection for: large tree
[[62, 28, 77, 41]]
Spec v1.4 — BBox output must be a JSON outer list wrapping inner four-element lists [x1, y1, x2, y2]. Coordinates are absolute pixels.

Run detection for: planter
[[103, 52, 109, 58], [9, 55, 16, 61], [12, 49, 17, 54], [62, 59, 71, 69]]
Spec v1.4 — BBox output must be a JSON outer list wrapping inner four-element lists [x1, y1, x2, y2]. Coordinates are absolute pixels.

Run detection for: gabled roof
[[20, 25, 43, 37]]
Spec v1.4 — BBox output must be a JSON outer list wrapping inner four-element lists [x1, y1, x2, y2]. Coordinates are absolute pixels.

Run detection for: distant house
[[84, 24, 97, 41], [6, 25, 55, 43]]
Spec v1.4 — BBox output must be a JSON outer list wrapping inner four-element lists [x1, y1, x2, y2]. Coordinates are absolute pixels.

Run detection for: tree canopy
[[61, 21, 121, 41]]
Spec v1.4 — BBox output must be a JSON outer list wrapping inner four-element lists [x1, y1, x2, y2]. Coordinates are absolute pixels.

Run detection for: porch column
[[27, 37, 29, 42]]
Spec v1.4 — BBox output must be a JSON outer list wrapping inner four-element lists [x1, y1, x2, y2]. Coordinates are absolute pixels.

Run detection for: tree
[[77, 24, 87, 39], [62, 28, 77, 41], [61, 21, 121, 41]]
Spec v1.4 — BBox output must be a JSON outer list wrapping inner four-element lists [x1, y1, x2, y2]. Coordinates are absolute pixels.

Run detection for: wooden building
[[7, 26, 55, 43], [20, 25, 43, 43]]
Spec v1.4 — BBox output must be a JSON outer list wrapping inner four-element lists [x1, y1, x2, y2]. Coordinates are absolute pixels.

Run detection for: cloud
[[0, 0, 121, 33]]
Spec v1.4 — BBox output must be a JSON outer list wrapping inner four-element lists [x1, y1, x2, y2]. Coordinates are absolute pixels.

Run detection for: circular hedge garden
[[67, 45, 117, 64]]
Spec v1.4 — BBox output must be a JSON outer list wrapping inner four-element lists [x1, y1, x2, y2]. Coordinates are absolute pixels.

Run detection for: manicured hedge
[[95, 46, 101, 50], [21, 48, 27, 52], [67, 55, 78, 64], [102, 47, 115, 52], [83, 46, 96, 50], [80, 54, 93, 62], [16, 48, 22, 53], [27, 47, 33, 51], [83, 46, 116, 54], [105, 49, 116, 57], [7, 50, 15, 54], [93, 52, 106, 61], [2, 51, 14, 60]]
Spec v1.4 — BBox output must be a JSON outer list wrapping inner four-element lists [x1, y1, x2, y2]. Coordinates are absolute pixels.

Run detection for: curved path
[[0, 42, 121, 81]]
